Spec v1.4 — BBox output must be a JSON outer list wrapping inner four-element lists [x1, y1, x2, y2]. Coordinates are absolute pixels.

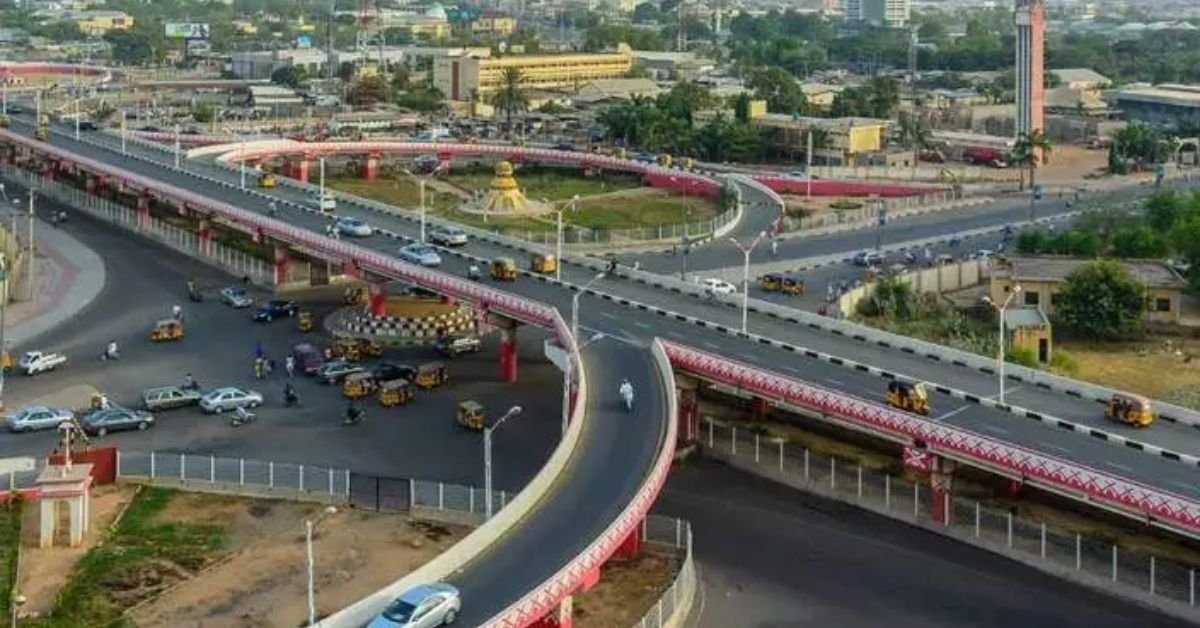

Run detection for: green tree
[[394, 87, 446, 113], [190, 102, 216, 124], [489, 66, 529, 129], [732, 92, 752, 124], [103, 27, 158, 65], [1112, 225, 1168, 258], [1054, 260, 1147, 339], [270, 65, 307, 89], [897, 112, 931, 174], [1013, 128, 1052, 197], [1144, 191, 1187, 233], [865, 76, 900, 118], [633, 2, 661, 24], [33, 21, 84, 42], [657, 81, 715, 127], [348, 75, 389, 106], [747, 66, 806, 115], [390, 63, 411, 92]]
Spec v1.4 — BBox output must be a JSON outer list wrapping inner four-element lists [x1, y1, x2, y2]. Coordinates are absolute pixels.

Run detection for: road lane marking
[[936, 405, 972, 421], [633, 321, 652, 329], [823, 377, 844, 386], [1036, 441, 1072, 456], [598, 311, 617, 320], [979, 424, 1010, 436], [703, 342, 721, 351], [1105, 461, 1135, 473]]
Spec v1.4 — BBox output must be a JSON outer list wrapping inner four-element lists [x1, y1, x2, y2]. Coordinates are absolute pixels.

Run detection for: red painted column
[[363, 151, 380, 181], [528, 596, 573, 628], [613, 523, 641, 559], [930, 457, 956, 527], [678, 386, 699, 444], [342, 259, 359, 280], [273, 243, 291, 286], [85, 174, 97, 194], [197, 218, 213, 257], [296, 155, 311, 184], [137, 194, 151, 230], [751, 397, 768, 421], [367, 282, 387, 318], [499, 327, 517, 383]]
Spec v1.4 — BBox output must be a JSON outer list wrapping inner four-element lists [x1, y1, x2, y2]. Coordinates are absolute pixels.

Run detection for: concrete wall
[[839, 259, 986, 316]]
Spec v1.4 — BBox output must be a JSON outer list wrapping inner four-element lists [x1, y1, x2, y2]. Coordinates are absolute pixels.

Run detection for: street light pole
[[173, 124, 181, 169], [729, 232, 766, 335], [120, 109, 127, 155], [983, 285, 1021, 405], [319, 157, 326, 206], [304, 506, 338, 627], [25, 193, 33, 316], [484, 406, 522, 519], [571, 272, 606, 341], [418, 178, 426, 244]]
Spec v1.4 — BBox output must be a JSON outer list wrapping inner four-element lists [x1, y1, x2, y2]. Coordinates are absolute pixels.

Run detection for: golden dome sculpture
[[481, 160, 534, 214]]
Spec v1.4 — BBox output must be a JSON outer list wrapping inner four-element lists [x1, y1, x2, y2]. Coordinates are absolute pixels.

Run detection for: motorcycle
[[284, 388, 300, 407], [343, 407, 365, 425], [230, 408, 256, 427]]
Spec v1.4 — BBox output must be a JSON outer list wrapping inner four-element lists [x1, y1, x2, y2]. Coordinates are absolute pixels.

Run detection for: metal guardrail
[[117, 450, 349, 498], [703, 420, 1199, 620], [631, 515, 695, 628]]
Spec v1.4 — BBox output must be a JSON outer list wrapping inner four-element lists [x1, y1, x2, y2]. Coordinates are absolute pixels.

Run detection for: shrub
[[1005, 346, 1038, 368], [829, 199, 863, 210], [1049, 350, 1078, 375]]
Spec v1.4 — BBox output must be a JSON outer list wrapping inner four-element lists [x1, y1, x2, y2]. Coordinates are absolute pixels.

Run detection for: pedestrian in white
[[171, 304, 183, 321], [770, 238, 779, 257], [285, 355, 295, 378]]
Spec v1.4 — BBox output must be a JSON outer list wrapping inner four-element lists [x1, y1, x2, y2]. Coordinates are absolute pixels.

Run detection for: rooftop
[[1004, 307, 1050, 329], [756, 113, 889, 130], [1050, 68, 1110, 86], [1116, 84, 1200, 108], [1001, 256, 1188, 289]]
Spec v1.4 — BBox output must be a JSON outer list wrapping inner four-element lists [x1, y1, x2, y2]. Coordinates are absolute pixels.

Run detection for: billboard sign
[[165, 23, 211, 40], [297, 35, 313, 49]]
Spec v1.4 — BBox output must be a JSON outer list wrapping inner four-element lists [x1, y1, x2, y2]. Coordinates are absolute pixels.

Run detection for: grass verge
[[26, 487, 228, 628], [0, 500, 23, 621]]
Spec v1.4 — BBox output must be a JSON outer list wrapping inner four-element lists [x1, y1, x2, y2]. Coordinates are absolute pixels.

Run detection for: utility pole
[[25, 192, 33, 316]]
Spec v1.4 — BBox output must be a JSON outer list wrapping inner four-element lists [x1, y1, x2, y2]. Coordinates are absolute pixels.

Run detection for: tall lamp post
[[305, 505, 340, 627], [982, 285, 1022, 405], [402, 169, 428, 243], [554, 194, 580, 281], [571, 272, 606, 341], [729, 231, 767, 335], [484, 406, 523, 519]]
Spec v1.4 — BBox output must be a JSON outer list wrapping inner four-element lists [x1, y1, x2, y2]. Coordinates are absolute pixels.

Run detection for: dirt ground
[[17, 485, 137, 617], [129, 503, 467, 628], [1058, 337, 1200, 409], [1037, 145, 1109, 185], [573, 550, 682, 628]]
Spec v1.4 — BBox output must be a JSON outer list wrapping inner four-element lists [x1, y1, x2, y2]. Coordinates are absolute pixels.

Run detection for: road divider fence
[[702, 419, 1200, 622]]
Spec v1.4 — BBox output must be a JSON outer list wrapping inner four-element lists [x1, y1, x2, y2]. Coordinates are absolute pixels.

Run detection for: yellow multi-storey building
[[434, 51, 632, 102], [472, 14, 519, 36], [68, 10, 133, 36]]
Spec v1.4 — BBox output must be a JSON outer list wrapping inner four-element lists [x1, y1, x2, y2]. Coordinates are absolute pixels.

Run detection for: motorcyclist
[[619, 378, 634, 409], [344, 401, 364, 424], [467, 263, 481, 280], [98, 393, 111, 410], [104, 340, 119, 360], [268, 201, 278, 217], [172, 305, 183, 321], [284, 382, 299, 406], [285, 355, 296, 377], [234, 405, 253, 424], [182, 373, 198, 391]]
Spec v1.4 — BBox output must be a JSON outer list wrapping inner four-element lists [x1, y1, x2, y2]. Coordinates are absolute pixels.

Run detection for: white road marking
[[633, 321, 652, 329], [936, 405, 972, 421], [1036, 441, 1072, 456], [979, 424, 1011, 436], [823, 377, 845, 386], [1105, 461, 1134, 473], [987, 386, 1023, 400], [703, 342, 722, 351], [598, 311, 617, 320], [738, 353, 757, 362]]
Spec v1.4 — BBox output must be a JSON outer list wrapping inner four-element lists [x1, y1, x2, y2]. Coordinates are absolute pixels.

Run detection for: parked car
[[78, 120, 99, 131], [428, 226, 468, 247], [853, 250, 885, 267], [702, 278, 737, 296], [367, 583, 462, 628], [970, 249, 995, 261], [7, 406, 74, 433], [220, 287, 253, 308], [436, 335, 481, 357], [335, 216, 373, 237], [317, 360, 366, 385], [253, 299, 300, 322], [141, 386, 203, 412], [399, 244, 442, 267], [372, 362, 417, 382], [291, 343, 323, 375], [82, 407, 155, 436], [199, 387, 263, 414]]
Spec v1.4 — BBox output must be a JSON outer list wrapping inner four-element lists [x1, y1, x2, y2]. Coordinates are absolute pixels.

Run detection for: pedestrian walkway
[[6, 222, 106, 347]]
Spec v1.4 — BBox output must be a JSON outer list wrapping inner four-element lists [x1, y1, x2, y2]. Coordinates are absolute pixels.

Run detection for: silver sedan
[[6, 406, 74, 433]]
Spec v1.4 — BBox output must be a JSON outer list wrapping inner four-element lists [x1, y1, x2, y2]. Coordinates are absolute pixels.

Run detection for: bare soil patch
[[573, 551, 682, 628]]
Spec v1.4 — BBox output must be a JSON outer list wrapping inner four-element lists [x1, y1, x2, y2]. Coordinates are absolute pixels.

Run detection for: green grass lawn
[[0, 500, 22, 622], [445, 165, 642, 201], [327, 174, 720, 236], [28, 488, 229, 628]]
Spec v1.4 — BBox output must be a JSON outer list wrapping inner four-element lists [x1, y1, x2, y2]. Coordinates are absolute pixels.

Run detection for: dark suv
[[253, 299, 300, 322], [372, 362, 417, 382]]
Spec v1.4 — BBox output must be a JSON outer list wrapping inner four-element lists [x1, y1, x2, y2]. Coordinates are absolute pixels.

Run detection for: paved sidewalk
[[5, 222, 106, 347]]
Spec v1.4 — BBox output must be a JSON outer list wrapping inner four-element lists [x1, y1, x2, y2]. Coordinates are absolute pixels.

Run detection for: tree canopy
[[1054, 260, 1147, 339]]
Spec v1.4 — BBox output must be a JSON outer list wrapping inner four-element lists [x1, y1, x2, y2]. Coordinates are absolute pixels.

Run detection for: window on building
[[1156, 298, 1171, 312], [1024, 291, 1039, 306], [1050, 292, 1061, 306]]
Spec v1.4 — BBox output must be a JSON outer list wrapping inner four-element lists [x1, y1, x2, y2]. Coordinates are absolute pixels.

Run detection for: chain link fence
[[631, 515, 695, 628], [0, 165, 273, 285], [702, 419, 1200, 618]]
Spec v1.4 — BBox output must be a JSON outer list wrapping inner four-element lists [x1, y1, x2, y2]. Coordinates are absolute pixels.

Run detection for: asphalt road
[[451, 338, 668, 625], [24, 120, 1200, 494], [659, 458, 1191, 628], [0, 190, 563, 491]]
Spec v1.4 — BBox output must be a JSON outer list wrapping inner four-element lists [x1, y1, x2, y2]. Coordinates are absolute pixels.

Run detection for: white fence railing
[[0, 165, 273, 285], [632, 515, 695, 628], [703, 419, 1200, 620], [116, 450, 350, 500]]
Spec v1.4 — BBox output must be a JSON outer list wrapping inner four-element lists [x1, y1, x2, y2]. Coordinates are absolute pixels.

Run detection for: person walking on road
[[254, 341, 265, 361], [285, 355, 295, 378]]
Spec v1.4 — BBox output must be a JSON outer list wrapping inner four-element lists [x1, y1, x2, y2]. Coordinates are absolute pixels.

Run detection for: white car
[[335, 216, 373, 237], [428, 225, 468, 247], [19, 351, 66, 375], [970, 249, 995, 260], [853, 250, 885, 267], [702, 278, 737, 296], [7, 406, 74, 433], [199, 387, 263, 414], [399, 244, 442, 267], [220, 287, 253, 308], [368, 583, 462, 628]]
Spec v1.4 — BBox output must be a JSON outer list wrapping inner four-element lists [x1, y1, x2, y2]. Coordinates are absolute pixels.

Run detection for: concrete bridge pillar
[[85, 174, 97, 194], [136, 194, 151, 229], [676, 378, 700, 444], [498, 324, 518, 383], [363, 151, 381, 181], [930, 457, 956, 527], [197, 218, 213, 257], [614, 522, 641, 559], [750, 397, 768, 422], [342, 259, 359, 280], [273, 243, 291, 286], [296, 155, 311, 184], [528, 596, 573, 628], [436, 151, 452, 174], [367, 281, 387, 318]]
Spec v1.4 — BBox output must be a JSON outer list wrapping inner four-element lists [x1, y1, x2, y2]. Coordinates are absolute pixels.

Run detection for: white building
[[844, 0, 909, 28]]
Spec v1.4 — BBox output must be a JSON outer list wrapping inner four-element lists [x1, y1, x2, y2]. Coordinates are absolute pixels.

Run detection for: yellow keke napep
[[759, 273, 805, 296], [457, 400, 485, 430], [414, 362, 449, 390], [886, 381, 930, 416], [530, 253, 557, 275], [491, 257, 517, 281], [342, 372, 376, 399], [1105, 392, 1154, 428], [298, 311, 314, 333], [377, 379, 415, 407], [258, 173, 277, 188], [150, 318, 184, 342]]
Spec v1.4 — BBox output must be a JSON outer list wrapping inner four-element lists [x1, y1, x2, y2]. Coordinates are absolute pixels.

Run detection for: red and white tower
[[1014, 0, 1045, 143]]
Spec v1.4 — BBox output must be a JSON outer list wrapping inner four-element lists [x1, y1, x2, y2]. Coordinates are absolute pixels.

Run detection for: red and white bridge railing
[[660, 340, 1200, 540]]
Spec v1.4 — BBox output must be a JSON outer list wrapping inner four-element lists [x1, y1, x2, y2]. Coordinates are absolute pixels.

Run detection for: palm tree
[[898, 112, 931, 178], [1013, 129, 1053, 219], [490, 67, 529, 135]]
